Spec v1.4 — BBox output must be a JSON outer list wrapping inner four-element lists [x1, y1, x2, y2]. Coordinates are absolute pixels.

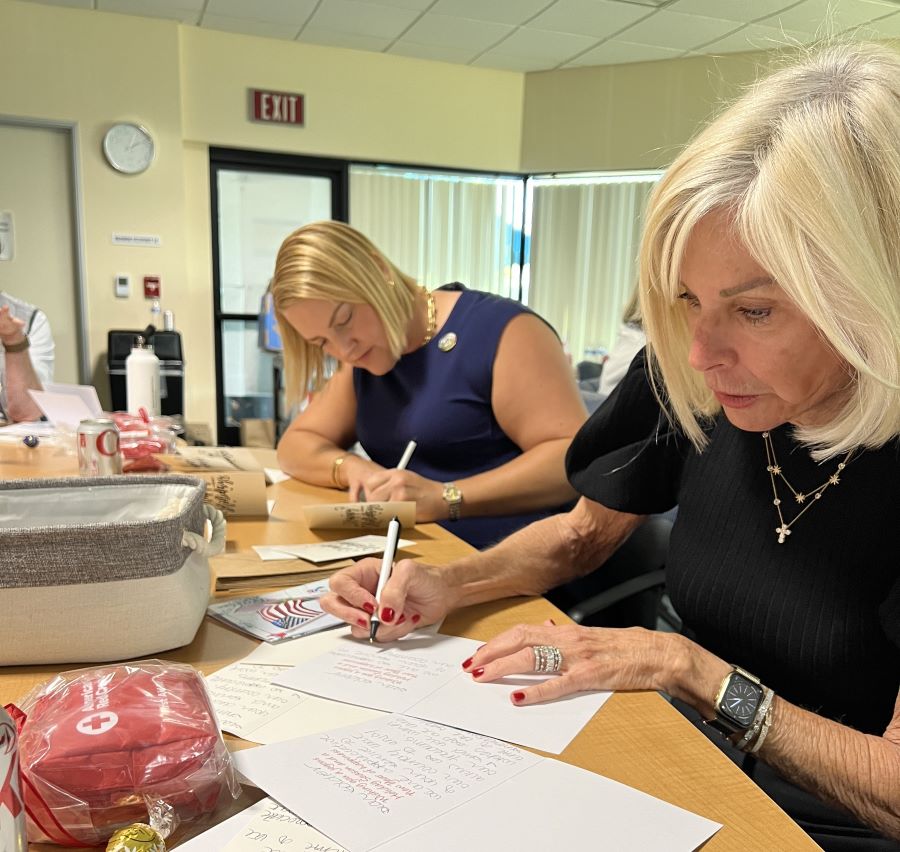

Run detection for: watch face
[[721, 674, 762, 727], [103, 123, 154, 174]]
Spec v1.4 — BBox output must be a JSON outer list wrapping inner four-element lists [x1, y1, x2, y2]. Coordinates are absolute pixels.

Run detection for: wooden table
[[0, 445, 818, 850]]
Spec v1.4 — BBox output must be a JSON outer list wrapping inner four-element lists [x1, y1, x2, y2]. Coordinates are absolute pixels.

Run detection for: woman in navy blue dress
[[273, 221, 587, 550]]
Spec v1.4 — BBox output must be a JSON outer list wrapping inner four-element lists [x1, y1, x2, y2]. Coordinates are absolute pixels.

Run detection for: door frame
[[0, 114, 90, 383], [209, 147, 348, 446]]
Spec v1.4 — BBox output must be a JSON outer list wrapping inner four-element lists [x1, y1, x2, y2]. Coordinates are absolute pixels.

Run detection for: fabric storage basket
[[0, 475, 225, 665]]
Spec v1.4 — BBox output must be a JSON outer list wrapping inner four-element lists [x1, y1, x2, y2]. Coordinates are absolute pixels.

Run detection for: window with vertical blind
[[349, 165, 526, 299], [525, 172, 662, 365]]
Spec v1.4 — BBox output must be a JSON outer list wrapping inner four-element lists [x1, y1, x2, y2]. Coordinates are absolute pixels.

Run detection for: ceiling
[[20, 0, 900, 71]]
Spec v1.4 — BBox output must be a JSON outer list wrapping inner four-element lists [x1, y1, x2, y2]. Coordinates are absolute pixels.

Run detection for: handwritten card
[[175, 798, 346, 852], [273, 632, 611, 754], [27, 389, 96, 429], [253, 535, 414, 565], [233, 715, 720, 852], [303, 501, 415, 530], [205, 661, 384, 744]]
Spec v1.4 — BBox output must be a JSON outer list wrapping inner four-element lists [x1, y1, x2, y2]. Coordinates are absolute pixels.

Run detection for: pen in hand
[[359, 440, 416, 504], [369, 514, 402, 643]]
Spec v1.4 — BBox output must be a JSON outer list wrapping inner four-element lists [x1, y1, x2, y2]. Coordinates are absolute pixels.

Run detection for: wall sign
[[250, 89, 304, 126], [0, 211, 14, 261]]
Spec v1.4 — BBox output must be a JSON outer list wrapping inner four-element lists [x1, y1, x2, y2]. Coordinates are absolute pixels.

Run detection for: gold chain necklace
[[763, 431, 853, 544], [420, 287, 436, 346]]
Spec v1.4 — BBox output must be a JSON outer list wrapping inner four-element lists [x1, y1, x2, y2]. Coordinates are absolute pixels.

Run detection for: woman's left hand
[[464, 621, 687, 705], [361, 469, 447, 521]]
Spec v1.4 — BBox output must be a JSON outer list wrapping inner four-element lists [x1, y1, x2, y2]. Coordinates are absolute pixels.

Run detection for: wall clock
[[102, 122, 155, 174]]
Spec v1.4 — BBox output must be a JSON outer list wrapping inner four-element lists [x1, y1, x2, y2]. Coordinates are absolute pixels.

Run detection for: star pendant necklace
[[762, 431, 853, 544]]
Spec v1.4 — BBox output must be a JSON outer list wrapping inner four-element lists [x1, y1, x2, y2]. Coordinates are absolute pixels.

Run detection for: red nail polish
[[397, 614, 407, 625], [381, 607, 395, 623], [512, 691, 526, 704], [461, 657, 473, 669], [357, 618, 367, 627], [471, 667, 485, 678], [411, 614, 421, 624], [362, 602, 375, 615]]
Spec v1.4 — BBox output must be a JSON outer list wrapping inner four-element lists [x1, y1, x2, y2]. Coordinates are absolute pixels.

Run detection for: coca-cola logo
[[0, 721, 15, 754], [96, 429, 120, 457]]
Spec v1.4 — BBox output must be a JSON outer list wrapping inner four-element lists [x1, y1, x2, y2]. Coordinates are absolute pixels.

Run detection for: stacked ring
[[532, 645, 563, 673]]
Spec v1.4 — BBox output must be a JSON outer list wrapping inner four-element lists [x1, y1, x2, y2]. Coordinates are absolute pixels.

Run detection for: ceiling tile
[[401, 13, 515, 50], [666, 0, 800, 24], [758, 0, 899, 34], [529, 0, 652, 39], [99, 0, 203, 23], [204, 0, 317, 24], [387, 40, 483, 63], [615, 8, 740, 48], [700, 22, 816, 53], [344, 0, 434, 8], [491, 27, 598, 60], [305, 0, 421, 40], [201, 13, 303, 39], [430, 0, 553, 25], [20, 0, 93, 8], [299, 26, 393, 51], [860, 10, 900, 35], [564, 38, 684, 66]]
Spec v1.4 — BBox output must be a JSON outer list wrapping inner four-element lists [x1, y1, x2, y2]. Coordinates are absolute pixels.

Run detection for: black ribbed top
[[566, 353, 900, 735]]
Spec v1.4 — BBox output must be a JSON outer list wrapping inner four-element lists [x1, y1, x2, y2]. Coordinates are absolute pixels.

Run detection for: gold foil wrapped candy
[[106, 823, 166, 852]]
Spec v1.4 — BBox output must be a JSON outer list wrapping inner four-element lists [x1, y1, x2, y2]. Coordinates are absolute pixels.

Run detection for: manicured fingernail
[[471, 667, 485, 678], [356, 618, 367, 627], [362, 602, 375, 615], [411, 614, 421, 624], [397, 614, 407, 625], [381, 607, 395, 623], [512, 691, 526, 704], [461, 657, 473, 669]]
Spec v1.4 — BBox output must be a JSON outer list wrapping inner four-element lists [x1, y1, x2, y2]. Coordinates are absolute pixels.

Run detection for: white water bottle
[[125, 334, 161, 416]]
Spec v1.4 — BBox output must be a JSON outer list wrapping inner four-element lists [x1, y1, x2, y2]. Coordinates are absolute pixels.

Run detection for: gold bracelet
[[331, 453, 349, 489]]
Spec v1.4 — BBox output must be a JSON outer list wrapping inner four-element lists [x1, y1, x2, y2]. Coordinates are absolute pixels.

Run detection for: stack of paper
[[211, 550, 354, 591]]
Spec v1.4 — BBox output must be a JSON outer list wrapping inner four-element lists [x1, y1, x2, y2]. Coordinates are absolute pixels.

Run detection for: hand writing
[[463, 622, 683, 705], [361, 469, 445, 521], [321, 557, 455, 641]]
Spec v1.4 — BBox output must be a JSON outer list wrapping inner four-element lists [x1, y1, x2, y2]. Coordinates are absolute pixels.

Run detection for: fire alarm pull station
[[143, 276, 161, 299]]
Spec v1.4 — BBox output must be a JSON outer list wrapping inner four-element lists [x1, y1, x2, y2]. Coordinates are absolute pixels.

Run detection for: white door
[[0, 121, 82, 384]]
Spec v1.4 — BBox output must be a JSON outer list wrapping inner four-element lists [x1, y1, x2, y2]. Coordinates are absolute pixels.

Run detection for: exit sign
[[250, 89, 304, 126]]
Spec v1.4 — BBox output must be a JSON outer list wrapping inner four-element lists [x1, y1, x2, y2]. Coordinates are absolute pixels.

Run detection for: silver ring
[[532, 645, 563, 673]]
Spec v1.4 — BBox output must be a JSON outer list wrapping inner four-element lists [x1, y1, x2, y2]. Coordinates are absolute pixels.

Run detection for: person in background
[[273, 221, 587, 550], [0, 291, 54, 423], [322, 43, 900, 849], [598, 286, 646, 397]]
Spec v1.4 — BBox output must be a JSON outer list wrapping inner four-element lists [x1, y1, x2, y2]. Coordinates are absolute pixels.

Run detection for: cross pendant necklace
[[763, 431, 853, 544]]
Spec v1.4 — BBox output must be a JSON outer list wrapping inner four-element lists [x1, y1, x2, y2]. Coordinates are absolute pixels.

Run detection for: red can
[[77, 418, 123, 476], [0, 705, 27, 852]]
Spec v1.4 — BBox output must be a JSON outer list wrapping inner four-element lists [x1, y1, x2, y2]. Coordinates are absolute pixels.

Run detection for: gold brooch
[[438, 332, 457, 352]]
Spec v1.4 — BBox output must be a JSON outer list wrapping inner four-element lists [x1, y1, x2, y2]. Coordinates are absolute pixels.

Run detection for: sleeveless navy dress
[[354, 284, 570, 550]]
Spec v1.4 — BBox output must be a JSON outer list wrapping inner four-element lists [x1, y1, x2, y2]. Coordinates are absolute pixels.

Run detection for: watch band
[[2, 335, 29, 353], [442, 482, 462, 521]]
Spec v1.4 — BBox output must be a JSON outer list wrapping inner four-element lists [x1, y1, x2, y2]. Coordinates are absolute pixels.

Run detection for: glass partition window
[[350, 165, 525, 299]]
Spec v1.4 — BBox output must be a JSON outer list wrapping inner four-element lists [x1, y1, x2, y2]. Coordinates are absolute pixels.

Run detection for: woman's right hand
[[321, 558, 456, 641]]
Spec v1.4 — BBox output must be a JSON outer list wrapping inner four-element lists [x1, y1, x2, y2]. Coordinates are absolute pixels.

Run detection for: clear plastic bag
[[109, 412, 181, 473], [8, 660, 240, 847]]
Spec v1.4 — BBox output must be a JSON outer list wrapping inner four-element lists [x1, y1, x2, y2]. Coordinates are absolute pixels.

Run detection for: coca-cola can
[[0, 705, 27, 852], [77, 418, 123, 476]]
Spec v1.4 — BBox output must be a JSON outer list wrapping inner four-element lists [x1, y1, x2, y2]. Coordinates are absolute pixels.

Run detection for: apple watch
[[704, 666, 765, 737]]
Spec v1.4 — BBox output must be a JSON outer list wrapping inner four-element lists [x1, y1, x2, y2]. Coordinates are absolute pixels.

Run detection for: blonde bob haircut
[[271, 220, 419, 405], [640, 41, 900, 461]]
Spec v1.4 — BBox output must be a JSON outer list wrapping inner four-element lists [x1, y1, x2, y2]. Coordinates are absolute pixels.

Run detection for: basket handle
[[182, 504, 227, 557]]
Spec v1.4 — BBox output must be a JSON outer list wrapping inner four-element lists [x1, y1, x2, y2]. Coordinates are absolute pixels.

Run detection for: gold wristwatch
[[442, 482, 462, 521]]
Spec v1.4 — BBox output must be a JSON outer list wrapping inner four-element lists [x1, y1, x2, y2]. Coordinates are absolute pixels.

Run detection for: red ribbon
[[0, 749, 23, 818]]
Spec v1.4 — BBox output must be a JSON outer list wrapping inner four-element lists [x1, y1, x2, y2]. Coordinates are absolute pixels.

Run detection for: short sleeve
[[565, 350, 688, 514], [27, 310, 55, 386]]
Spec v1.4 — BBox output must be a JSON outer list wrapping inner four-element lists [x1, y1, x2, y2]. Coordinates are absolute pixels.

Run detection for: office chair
[[546, 516, 678, 630]]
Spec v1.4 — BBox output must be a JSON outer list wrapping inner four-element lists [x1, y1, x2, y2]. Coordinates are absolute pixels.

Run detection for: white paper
[[273, 633, 611, 754], [42, 382, 103, 417], [205, 661, 384, 744], [234, 715, 720, 852], [264, 466, 290, 484], [253, 535, 413, 564], [27, 389, 96, 429], [176, 798, 346, 852]]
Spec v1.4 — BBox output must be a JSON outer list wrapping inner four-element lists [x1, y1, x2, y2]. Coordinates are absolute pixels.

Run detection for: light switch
[[115, 274, 130, 298]]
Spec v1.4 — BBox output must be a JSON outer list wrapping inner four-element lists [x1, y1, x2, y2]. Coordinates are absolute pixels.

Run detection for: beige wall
[[521, 51, 769, 173], [0, 0, 524, 437]]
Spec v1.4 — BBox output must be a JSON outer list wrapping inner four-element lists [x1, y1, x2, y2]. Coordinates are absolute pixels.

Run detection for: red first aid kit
[[7, 661, 239, 847]]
